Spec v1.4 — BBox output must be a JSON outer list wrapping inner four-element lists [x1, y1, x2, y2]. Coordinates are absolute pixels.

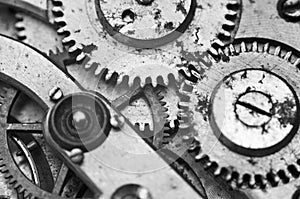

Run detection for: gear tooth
[[226, 10, 238, 16], [208, 47, 219, 57], [188, 141, 200, 152], [219, 30, 231, 38], [195, 153, 204, 161], [261, 177, 268, 188], [284, 51, 293, 61], [293, 58, 300, 68], [224, 19, 236, 27], [75, 52, 86, 63], [252, 41, 258, 52], [204, 161, 213, 169], [237, 176, 245, 188], [241, 42, 247, 52], [274, 46, 281, 56], [152, 79, 158, 88], [225, 172, 233, 182], [263, 43, 270, 53], [57, 25, 68, 34], [105, 69, 115, 81], [249, 175, 256, 187], [213, 165, 222, 176], [228, 44, 237, 55], [61, 34, 73, 44], [54, 16, 66, 26], [213, 39, 226, 47], [15, 21, 25, 30], [167, 73, 177, 88], [52, 6, 64, 15], [139, 123, 146, 131]]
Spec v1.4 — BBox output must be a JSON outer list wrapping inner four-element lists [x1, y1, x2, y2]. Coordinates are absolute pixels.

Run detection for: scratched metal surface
[[0, 0, 299, 199]]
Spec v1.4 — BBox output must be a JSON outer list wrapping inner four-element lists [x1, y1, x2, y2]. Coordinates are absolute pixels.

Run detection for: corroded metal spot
[[210, 68, 299, 157], [99, 0, 193, 40]]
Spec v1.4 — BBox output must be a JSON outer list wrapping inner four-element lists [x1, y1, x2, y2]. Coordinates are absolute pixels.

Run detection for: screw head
[[49, 87, 63, 102], [136, 0, 154, 6], [277, 0, 300, 22], [211, 68, 299, 156], [69, 148, 84, 164], [110, 115, 125, 129]]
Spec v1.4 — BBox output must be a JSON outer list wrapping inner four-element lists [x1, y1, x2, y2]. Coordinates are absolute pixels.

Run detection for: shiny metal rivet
[[278, 0, 300, 22], [110, 115, 125, 129], [69, 148, 84, 164], [111, 184, 153, 199], [136, 0, 154, 5], [49, 86, 63, 102]]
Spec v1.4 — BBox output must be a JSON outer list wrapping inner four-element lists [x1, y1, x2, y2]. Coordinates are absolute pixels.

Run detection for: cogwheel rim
[[183, 38, 300, 189], [0, 34, 83, 199], [0, 83, 69, 199], [52, 0, 242, 88]]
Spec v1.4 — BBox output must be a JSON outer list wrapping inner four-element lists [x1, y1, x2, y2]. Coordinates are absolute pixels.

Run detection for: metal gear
[[184, 38, 300, 189], [0, 0, 76, 73], [235, 0, 300, 51], [52, 0, 242, 87], [0, 34, 87, 199], [14, 12, 64, 55]]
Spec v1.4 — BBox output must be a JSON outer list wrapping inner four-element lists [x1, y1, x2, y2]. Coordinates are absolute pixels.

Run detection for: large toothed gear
[[184, 38, 300, 188], [52, 0, 241, 87]]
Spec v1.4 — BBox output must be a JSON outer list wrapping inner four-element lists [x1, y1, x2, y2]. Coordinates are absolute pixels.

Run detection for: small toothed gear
[[0, 34, 93, 199], [182, 38, 300, 189], [52, 0, 241, 87], [14, 12, 64, 54], [13, 11, 72, 71], [0, 83, 51, 199]]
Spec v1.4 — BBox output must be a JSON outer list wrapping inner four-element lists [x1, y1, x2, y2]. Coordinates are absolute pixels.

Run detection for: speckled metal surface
[[1, 0, 300, 199]]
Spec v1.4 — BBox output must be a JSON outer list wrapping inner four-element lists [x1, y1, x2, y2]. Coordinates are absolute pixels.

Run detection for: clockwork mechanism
[[1, 0, 300, 199]]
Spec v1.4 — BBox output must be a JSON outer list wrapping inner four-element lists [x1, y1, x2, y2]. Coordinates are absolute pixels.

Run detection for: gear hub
[[211, 68, 299, 157], [48, 92, 111, 151], [95, 0, 196, 48]]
